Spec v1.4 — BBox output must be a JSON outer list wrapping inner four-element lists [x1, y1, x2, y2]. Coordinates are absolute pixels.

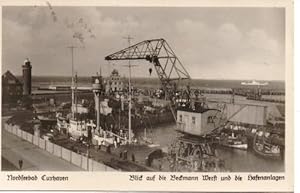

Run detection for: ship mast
[[75, 71, 78, 118], [67, 45, 77, 119], [123, 35, 134, 144]]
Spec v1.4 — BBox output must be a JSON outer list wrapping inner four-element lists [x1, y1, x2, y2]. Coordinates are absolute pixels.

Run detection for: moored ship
[[253, 131, 282, 159]]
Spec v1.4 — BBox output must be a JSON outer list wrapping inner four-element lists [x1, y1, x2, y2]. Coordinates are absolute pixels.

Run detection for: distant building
[[2, 70, 23, 103], [105, 69, 124, 93]]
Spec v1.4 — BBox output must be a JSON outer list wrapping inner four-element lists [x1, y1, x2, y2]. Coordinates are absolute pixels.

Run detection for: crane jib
[[104, 38, 192, 122], [105, 56, 175, 61]]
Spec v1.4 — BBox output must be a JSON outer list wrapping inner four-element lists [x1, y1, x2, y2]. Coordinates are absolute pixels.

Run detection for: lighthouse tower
[[22, 58, 32, 95]]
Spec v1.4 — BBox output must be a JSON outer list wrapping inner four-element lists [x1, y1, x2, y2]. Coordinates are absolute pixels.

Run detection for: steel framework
[[105, 38, 191, 121]]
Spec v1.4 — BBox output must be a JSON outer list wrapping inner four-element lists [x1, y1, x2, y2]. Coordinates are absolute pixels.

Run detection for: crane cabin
[[176, 106, 221, 136]]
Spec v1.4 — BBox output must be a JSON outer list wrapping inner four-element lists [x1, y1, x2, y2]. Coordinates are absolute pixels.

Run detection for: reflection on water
[[216, 147, 284, 172], [136, 124, 284, 172]]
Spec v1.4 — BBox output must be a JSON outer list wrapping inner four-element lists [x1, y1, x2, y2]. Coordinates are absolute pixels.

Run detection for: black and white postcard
[[0, 0, 293, 192]]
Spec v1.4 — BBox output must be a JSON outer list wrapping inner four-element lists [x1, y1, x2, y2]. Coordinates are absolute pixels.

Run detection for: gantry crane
[[105, 38, 231, 171], [105, 38, 191, 121]]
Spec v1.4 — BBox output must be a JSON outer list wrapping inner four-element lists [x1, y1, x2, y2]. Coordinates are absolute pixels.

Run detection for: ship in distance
[[241, 80, 269, 86]]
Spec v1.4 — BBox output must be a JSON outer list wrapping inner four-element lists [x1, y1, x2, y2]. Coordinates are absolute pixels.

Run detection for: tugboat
[[218, 133, 248, 150], [253, 130, 282, 159], [217, 125, 248, 150]]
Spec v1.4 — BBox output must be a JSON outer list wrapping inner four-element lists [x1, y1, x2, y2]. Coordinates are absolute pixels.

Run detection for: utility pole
[[75, 71, 78, 117], [99, 62, 102, 77], [123, 35, 134, 144], [98, 64, 102, 132], [67, 45, 77, 119]]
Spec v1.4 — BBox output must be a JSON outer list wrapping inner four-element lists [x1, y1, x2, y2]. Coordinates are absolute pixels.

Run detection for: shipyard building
[[105, 69, 124, 93]]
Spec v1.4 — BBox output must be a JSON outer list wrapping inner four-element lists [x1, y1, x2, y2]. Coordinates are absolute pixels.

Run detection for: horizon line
[[10, 74, 284, 82]]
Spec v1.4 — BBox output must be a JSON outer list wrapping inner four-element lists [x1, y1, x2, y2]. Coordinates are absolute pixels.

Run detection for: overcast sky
[[2, 6, 285, 80]]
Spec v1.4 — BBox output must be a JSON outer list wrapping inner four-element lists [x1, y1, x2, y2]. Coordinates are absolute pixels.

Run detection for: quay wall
[[17, 128, 22, 138], [81, 156, 88, 170], [12, 126, 17, 135], [33, 136, 39, 146], [26, 132, 33, 143], [21, 130, 27, 140], [71, 152, 82, 167], [46, 140, 54, 153], [3, 122, 116, 171], [38, 138, 46, 149], [53, 144, 62, 157], [61, 147, 71, 162]]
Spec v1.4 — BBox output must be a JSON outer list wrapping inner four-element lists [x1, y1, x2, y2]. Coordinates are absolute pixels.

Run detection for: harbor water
[[32, 78, 285, 172], [136, 124, 284, 172]]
